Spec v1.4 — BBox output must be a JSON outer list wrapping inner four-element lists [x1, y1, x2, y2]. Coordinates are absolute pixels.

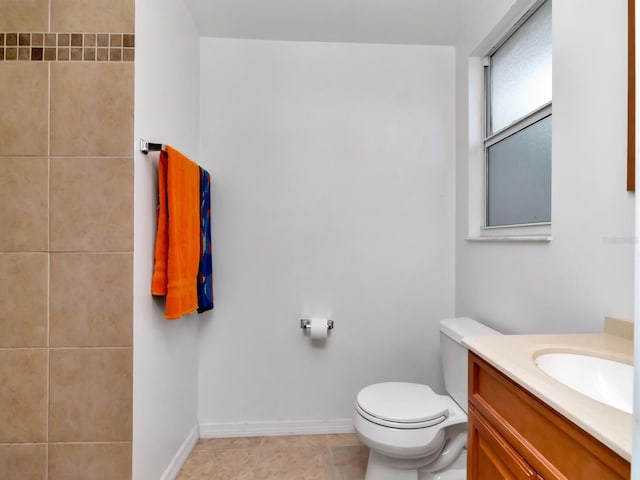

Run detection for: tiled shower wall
[[0, 1, 134, 478]]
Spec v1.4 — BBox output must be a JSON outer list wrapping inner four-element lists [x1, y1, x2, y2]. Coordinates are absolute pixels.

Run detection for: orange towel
[[151, 146, 200, 319]]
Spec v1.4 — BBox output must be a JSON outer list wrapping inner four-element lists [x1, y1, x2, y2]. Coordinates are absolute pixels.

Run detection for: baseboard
[[199, 418, 355, 438], [160, 424, 199, 480]]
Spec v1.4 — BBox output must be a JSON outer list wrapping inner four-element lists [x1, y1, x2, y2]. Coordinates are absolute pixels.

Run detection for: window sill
[[465, 235, 552, 243]]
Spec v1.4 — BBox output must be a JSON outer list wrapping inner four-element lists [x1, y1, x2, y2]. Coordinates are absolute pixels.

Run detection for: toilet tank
[[439, 317, 501, 412]]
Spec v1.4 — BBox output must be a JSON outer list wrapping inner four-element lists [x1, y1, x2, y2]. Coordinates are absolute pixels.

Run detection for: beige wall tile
[[50, 63, 134, 156], [0, 0, 49, 31], [0, 254, 48, 347], [51, 0, 134, 33], [50, 253, 132, 347], [0, 63, 48, 156], [0, 158, 48, 251], [0, 349, 47, 442], [49, 348, 132, 441], [48, 443, 131, 480], [0, 444, 47, 480], [50, 158, 133, 252]]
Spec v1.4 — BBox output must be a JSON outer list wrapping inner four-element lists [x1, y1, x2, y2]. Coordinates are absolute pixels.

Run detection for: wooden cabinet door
[[468, 406, 537, 480]]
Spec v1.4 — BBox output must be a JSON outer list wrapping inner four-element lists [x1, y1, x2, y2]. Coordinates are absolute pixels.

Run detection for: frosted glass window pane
[[486, 115, 551, 227], [490, 0, 552, 133]]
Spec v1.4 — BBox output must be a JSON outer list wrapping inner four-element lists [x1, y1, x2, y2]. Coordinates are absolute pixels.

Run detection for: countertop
[[462, 324, 633, 462]]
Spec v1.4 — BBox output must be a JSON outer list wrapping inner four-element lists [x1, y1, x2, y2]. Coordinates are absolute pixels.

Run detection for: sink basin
[[535, 353, 632, 414]]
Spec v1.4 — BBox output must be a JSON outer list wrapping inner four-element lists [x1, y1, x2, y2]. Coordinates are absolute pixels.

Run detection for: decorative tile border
[[0, 32, 134, 62]]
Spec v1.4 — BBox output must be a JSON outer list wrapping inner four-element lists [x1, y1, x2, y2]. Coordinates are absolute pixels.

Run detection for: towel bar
[[139, 138, 164, 154]]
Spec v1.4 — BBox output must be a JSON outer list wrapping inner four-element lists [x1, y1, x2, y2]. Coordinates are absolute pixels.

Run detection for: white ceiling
[[185, 0, 510, 46]]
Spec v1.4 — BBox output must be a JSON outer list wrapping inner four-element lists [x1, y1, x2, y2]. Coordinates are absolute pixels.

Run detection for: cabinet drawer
[[468, 352, 630, 480], [468, 405, 537, 480]]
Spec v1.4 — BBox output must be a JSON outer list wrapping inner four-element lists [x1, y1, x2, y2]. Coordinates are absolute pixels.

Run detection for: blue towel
[[197, 167, 214, 313]]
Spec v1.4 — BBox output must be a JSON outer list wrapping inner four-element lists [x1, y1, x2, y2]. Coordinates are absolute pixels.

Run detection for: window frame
[[478, 0, 552, 238]]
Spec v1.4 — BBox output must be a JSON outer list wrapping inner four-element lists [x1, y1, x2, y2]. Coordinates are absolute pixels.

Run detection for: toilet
[[353, 317, 501, 480]]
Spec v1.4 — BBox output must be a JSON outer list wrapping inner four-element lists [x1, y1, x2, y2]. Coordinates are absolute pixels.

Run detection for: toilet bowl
[[353, 317, 501, 480]]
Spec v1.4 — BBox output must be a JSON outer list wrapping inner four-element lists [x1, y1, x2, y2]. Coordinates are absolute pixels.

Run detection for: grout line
[[0, 252, 49, 254], [0, 346, 132, 350], [1, 442, 49, 446], [0, 347, 48, 350], [328, 443, 337, 479], [0, 441, 131, 446], [47, 441, 132, 445], [0, 154, 133, 158], [0, 252, 133, 255], [49, 251, 133, 254], [45, 347, 49, 480], [48, 346, 134, 350], [45, 52, 51, 480]]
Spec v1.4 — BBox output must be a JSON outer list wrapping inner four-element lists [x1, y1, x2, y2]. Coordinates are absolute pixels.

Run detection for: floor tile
[[325, 433, 364, 447], [253, 445, 332, 480], [260, 433, 328, 449], [332, 445, 369, 480], [178, 447, 256, 480], [191, 436, 263, 453], [177, 433, 369, 480]]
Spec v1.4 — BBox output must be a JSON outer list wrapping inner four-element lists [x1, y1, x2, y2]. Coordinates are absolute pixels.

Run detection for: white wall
[[198, 38, 456, 430], [455, 0, 635, 334], [133, 0, 201, 478], [633, 5, 640, 476]]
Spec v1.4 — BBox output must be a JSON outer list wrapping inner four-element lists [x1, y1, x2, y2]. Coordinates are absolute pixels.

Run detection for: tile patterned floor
[[177, 433, 370, 480]]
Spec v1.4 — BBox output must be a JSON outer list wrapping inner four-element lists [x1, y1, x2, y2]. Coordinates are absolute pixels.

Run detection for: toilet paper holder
[[300, 319, 334, 330]]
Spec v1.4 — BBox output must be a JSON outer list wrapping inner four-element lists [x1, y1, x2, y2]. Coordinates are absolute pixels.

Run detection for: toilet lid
[[356, 382, 449, 429]]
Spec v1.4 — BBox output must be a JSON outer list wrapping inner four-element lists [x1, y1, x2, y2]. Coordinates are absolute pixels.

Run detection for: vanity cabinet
[[467, 352, 630, 480]]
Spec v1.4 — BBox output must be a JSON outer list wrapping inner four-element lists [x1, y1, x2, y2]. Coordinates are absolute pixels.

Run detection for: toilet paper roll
[[310, 318, 328, 340]]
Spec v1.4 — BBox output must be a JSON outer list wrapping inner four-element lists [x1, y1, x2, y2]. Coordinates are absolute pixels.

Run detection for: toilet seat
[[356, 382, 450, 429]]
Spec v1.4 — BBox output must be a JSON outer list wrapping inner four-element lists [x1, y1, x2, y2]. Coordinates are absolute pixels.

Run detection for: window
[[482, 0, 552, 234]]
